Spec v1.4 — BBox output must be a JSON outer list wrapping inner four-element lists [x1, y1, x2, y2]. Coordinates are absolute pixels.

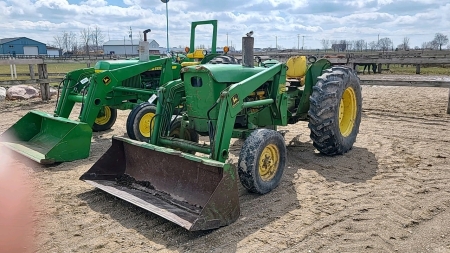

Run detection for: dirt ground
[[1, 76, 450, 253]]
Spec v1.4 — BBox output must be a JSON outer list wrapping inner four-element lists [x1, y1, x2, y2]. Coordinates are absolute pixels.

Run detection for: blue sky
[[0, 0, 449, 50]]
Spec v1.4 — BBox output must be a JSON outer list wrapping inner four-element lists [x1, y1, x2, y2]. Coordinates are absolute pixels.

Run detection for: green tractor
[[80, 35, 362, 231], [0, 19, 231, 164]]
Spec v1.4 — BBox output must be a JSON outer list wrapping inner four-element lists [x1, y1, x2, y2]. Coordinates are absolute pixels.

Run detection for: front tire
[[308, 66, 362, 155], [126, 103, 157, 142], [238, 129, 286, 194], [92, 106, 117, 132]]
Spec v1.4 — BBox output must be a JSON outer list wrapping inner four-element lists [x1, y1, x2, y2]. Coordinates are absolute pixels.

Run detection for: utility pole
[[297, 34, 300, 52], [161, 0, 170, 53], [227, 33, 228, 46], [129, 26, 133, 55], [302, 35, 305, 50], [124, 36, 127, 57], [276, 36, 278, 50], [301, 35, 311, 50]]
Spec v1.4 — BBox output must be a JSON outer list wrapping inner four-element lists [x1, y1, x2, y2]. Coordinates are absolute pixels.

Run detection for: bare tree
[[378, 37, 392, 51], [423, 40, 439, 50], [354, 40, 366, 51], [432, 33, 449, 50], [368, 41, 378, 51], [402, 37, 410, 50], [321, 39, 330, 50], [53, 31, 78, 53], [53, 35, 64, 52], [91, 26, 105, 54], [80, 27, 92, 55], [339, 40, 348, 51]]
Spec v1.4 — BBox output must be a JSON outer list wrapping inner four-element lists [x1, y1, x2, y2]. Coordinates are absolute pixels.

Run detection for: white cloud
[[0, 0, 447, 50]]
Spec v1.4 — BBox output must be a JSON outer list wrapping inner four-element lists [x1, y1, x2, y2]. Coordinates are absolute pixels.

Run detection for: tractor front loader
[[0, 19, 229, 164], [80, 35, 362, 231], [0, 58, 179, 164]]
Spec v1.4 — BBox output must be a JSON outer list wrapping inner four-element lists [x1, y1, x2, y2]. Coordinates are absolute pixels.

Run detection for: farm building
[[47, 46, 62, 56], [0, 37, 47, 56], [103, 39, 160, 55]]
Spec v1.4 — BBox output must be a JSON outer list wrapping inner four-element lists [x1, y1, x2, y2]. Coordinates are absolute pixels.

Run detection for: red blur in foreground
[[0, 152, 36, 253]]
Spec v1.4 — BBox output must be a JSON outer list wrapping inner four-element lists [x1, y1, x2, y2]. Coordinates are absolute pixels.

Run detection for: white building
[[46, 46, 61, 56], [103, 39, 160, 55]]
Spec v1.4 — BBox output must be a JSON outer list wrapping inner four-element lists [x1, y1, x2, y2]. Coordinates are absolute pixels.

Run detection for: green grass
[[0, 63, 91, 81], [387, 65, 450, 75], [356, 65, 450, 75]]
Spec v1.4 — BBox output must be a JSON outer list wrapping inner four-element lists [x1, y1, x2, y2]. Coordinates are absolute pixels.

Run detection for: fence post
[[38, 64, 50, 102], [29, 64, 35, 79], [447, 88, 450, 114], [416, 64, 421, 74]]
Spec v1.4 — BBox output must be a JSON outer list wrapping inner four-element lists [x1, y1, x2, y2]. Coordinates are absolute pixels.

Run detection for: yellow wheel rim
[[94, 106, 111, 125], [339, 87, 357, 137], [139, 112, 155, 137], [259, 144, 280, 181]]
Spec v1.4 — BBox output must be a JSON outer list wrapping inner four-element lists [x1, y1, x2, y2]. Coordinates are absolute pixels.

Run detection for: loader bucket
[[0, 110, 92, 164], [80, 136, 240, 231]]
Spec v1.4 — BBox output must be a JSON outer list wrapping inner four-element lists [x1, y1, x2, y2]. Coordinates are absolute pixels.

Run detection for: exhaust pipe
[[143, 29, 151, 42], [242, 31, 254, 68], [139, 29, 151, 62]]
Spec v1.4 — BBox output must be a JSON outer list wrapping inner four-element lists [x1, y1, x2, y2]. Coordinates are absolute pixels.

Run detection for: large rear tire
[[126, 103, 157, 142], [308, 66, 362, 155], [92, 106, 117, 132], [238, 129, 286, 194]]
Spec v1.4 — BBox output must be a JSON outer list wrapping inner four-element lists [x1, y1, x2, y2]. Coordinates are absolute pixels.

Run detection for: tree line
[[52, 26, 105, 55], [320, 33, 449, 52]]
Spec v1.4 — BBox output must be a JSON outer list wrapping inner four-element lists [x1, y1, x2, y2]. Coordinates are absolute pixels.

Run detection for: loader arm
[[79, 58, 174, 127], [54, 68, 96, 118], [212, 63, 287, 162]]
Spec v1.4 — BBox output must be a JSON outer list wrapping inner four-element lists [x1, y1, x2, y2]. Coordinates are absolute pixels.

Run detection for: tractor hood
[[94, 55, 163, 71], [181, 64, 266, 83]]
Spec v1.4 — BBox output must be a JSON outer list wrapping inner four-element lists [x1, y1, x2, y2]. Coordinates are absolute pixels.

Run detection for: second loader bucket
[[80, 136, 240, 231], [0, 110, 92, 164]]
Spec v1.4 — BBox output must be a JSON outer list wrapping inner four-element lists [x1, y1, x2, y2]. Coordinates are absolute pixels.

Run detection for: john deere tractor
[[0, 19, 231, 164], [80, 35, 362, 231]]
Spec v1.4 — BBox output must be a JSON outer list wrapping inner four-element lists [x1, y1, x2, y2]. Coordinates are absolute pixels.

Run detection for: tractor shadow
[[286, 134, 379, 184]]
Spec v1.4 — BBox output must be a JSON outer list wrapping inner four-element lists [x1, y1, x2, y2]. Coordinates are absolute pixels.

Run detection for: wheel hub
[[259, 144, 280, 181], [139, 112, 155, 137], [339, 87, 357, 137], [95, 106, 111, 125]]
